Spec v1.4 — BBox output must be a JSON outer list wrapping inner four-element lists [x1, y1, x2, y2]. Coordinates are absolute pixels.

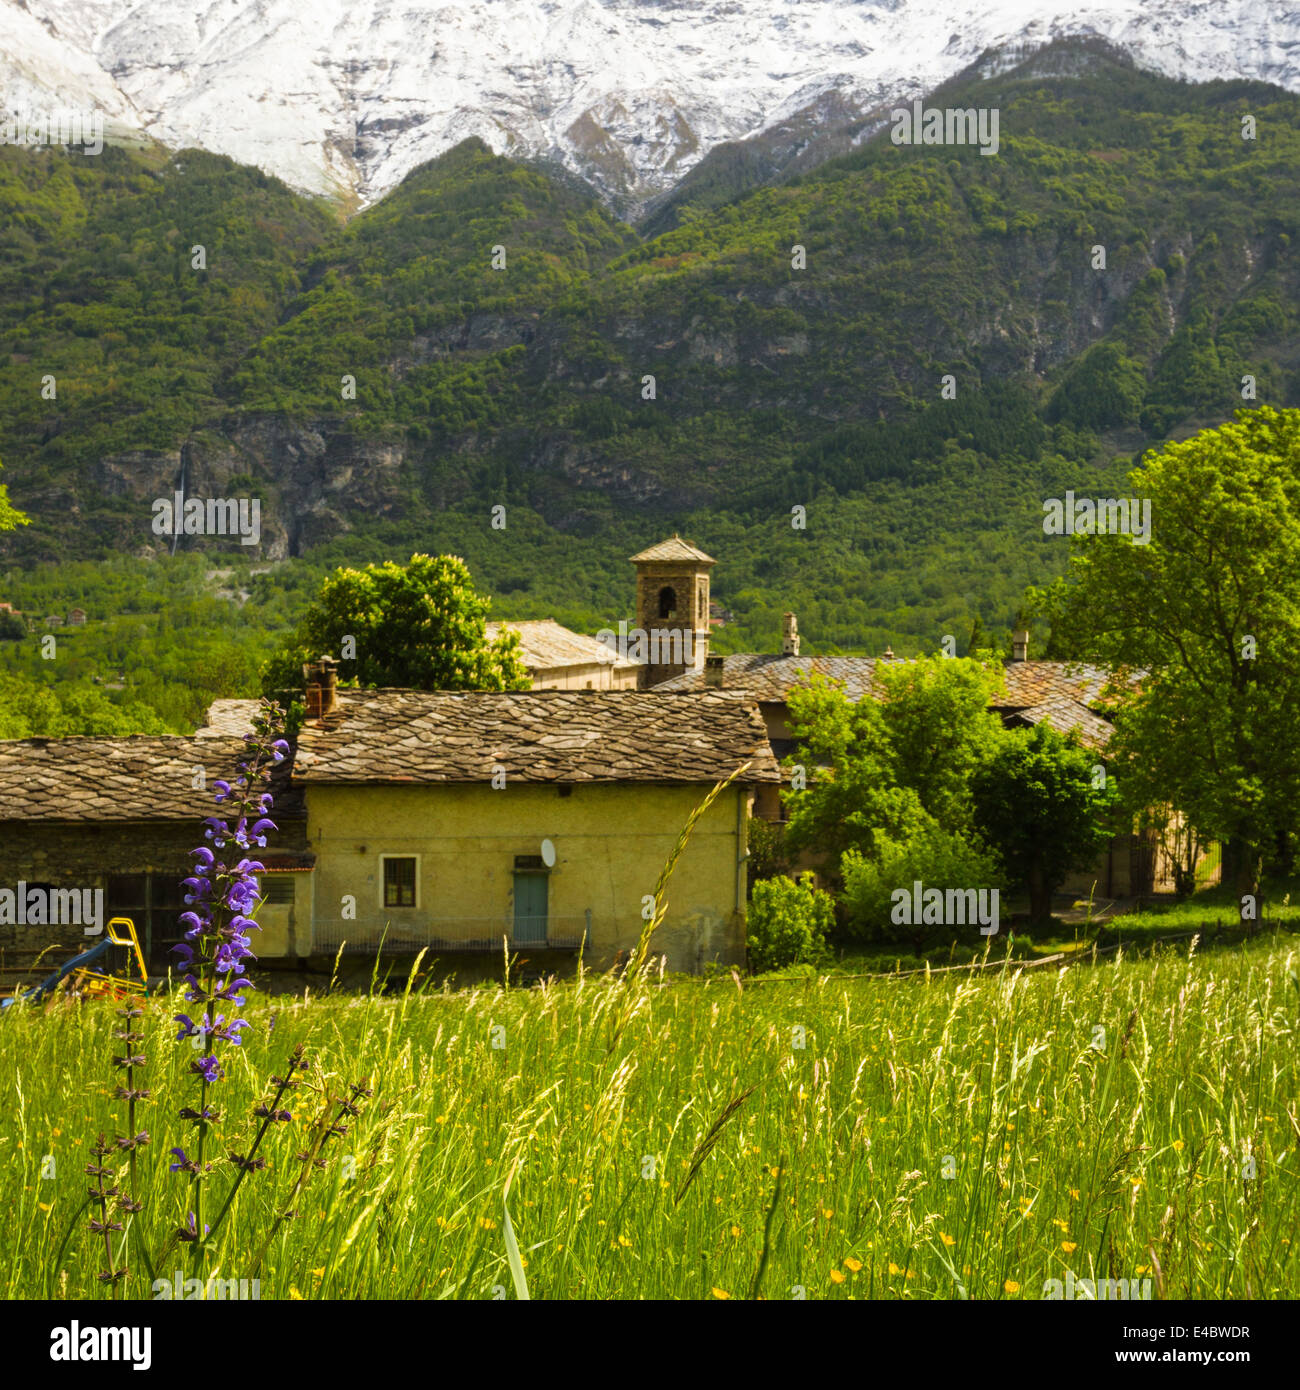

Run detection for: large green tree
[[781, 656, 1006, 875], [970, 723, 1117, 928], [260, 553, 530, 697], [1040, 406, 1300, 899]]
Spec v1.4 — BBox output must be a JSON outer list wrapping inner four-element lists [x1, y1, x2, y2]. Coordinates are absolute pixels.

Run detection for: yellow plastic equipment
[[66, 916, 150, 1001]]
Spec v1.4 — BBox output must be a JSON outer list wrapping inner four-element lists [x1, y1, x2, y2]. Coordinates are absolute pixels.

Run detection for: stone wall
[[0, 817, 308, 987]]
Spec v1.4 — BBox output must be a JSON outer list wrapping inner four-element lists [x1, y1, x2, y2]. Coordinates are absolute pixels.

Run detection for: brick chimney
[[303, 654, 339, 719], [704, 654, 725, 689], [782, 612, 800, 657], [1011, 629, 1029, 662]]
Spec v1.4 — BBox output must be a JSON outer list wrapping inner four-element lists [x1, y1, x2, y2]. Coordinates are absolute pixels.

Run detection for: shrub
[[746, 873, 834, 973], [840, 822, 1003, 949]]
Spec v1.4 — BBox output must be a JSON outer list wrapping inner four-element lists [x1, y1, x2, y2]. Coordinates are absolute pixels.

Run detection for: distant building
[[629, 535, 716, 688], [43, 614, 64, 629], [68, 608, 87, 626], [485, 618, 639, 690]]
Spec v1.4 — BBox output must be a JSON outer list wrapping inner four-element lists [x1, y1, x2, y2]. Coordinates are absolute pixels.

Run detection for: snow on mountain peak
[[2, 0, 1297, 213]]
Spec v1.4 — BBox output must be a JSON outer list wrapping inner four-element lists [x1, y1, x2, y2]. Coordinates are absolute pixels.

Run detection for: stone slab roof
[[485, 619, 637, 671], [629, 536, 716, 565], [656, 654, 1123, 749], [659, 653, 1120, 706], [1008, 695, 1114, 751], [196, 698, 263, 737], [0, 736, 303, 822], [996, 661, 1116, 711], [293, 689, 780, 785], [656, 654, 898, 700]]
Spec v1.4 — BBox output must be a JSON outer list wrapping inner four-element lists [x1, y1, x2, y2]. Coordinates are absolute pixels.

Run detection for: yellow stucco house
[[277, 680, 779, 974]]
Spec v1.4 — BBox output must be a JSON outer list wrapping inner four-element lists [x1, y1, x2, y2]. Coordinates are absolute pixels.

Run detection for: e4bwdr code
[[1123, 1327, 1250, 1340]]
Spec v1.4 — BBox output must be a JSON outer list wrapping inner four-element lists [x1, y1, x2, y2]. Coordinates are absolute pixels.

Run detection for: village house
[[0, 663, 777, 989], [289, 665, 777, 974], [0, 734, 309, 995]]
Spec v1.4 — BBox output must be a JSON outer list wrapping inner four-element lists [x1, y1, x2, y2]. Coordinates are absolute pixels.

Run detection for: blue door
[[513, 873, 548, 944]]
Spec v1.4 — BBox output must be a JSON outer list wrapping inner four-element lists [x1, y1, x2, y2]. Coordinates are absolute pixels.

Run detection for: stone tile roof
[[1008, 695, 1115, 751], [485, 619, 637, 671], [996, 661, 1115, 711], [629, 535, 716, 565], [660, 654, 1119, 707], [293, 689, 780, 785], [656, 654, 1123, 749], [196, 698, 263, 737], [656, 654, 898, 699], [0, 736, 303, 821]]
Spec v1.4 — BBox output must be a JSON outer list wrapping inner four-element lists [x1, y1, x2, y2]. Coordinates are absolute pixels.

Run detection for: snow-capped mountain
[[3, 0, 1298, 214]]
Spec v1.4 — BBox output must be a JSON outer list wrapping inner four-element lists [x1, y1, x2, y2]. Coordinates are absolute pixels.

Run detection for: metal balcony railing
[[310, 913, 592, 955]]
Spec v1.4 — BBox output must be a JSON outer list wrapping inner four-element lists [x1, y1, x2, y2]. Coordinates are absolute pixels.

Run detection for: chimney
[[704, 654, 725, 689], [302, 654, 339, 719], [1012, 628, 1029, 662], [882, 645, 895, 660], [782, 612, 800, 657]]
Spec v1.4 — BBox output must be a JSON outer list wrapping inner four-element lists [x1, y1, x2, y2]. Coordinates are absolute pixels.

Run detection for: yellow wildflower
[[829, 1269, 846, 1284]]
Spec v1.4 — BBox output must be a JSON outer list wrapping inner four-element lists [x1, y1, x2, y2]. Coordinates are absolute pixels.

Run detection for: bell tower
[[629, 535, 716, 687]]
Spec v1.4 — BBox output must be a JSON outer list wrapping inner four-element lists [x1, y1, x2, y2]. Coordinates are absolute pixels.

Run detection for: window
[[381, 856, 418, 908], [657, 585, 676, 619], [262, 875, 296, 905], [108, 873, 186, 972]]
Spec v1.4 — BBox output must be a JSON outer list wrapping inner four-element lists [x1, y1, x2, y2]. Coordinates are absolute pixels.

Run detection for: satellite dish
[[540, 838, 556, 868]]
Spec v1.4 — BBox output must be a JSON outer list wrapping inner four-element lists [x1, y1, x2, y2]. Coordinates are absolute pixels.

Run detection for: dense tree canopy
[[1041, 406, 1300, 897], [260, 553, 530, 698]]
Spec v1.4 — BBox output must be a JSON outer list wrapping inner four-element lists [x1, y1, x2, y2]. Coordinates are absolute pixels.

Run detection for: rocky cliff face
[[91, 418, 411, 560], [4, 0, 1298, 217]]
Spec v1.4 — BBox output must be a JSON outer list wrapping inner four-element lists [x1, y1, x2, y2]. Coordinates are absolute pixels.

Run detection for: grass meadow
[[2, 932, 1297, 1301]]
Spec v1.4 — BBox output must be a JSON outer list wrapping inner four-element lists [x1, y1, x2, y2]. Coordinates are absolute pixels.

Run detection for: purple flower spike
[[171, 699, 286, 1184]]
